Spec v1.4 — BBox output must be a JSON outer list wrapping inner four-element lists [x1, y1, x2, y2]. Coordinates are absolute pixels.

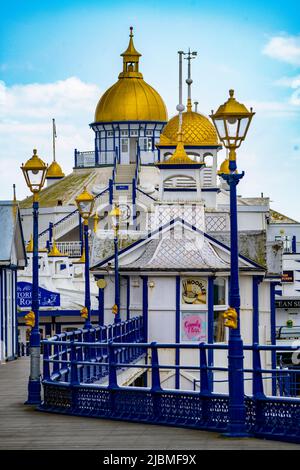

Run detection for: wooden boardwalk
[[0, 357, 299, 450]]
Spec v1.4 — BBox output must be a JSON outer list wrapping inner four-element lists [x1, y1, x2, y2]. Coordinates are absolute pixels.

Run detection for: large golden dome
[[159, 110, 218, 146], [94, 28, 167, 123]]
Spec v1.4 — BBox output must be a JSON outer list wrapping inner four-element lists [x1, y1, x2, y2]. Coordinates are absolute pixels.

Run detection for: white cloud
[[262, 35, 300, 66], [245, 99, 299, 118], [0, 77, 101, 200]]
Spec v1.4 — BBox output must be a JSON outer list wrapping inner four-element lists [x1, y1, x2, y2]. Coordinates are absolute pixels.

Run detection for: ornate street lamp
[[110, 205, 121, 323], [210, 90, 255, 436], [21, 148, 48, 404], [75, 186, 95, 328]]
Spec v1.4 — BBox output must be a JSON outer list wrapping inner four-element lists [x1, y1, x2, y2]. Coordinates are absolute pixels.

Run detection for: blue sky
[[1, 1, 300, 219]]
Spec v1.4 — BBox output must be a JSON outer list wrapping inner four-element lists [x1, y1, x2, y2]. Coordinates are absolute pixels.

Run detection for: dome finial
[[119, 27, 142, 78]]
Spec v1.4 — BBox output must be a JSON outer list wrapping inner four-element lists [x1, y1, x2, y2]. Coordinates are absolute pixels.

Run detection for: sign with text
[[181, 278, 207, 305], [181, 311, 207, 342], [275, 299, 300, 309], [281, 271, 294, 283], [17, 282, 60, 308]]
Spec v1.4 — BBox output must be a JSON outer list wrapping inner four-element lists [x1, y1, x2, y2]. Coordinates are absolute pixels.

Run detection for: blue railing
[[42, 316, 144, 384], [40, 340, 300, 444]]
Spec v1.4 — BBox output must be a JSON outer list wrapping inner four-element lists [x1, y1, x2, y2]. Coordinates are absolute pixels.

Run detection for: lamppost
[[110, 205, 121, 323], [21, 149, 48, 404], [75, 186, 95, 328], [210, 90, 254, 436]]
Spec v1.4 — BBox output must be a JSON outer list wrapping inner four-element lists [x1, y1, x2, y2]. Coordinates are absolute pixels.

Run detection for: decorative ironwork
[[40, 338, 300, 444]]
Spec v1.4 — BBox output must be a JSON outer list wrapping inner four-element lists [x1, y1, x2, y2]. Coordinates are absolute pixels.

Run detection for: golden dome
[[157, 131, 198, 166], [94, 28, 167, 123], [159, 110, 219, 147], [46, 161, 65, 179]]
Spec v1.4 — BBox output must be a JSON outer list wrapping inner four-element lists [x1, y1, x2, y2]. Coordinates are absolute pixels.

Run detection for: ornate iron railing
[[42, 316, 144, 384], [40, 339, 300, 443]]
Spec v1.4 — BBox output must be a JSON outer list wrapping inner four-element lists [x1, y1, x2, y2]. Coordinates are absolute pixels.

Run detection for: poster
[[181, 311, 207, 342], [181, 278, 207, 305]]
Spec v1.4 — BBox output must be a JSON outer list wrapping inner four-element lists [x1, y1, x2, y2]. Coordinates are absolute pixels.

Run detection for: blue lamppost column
[[21, 149, 48, 405], [210, 90, 255, 436], [110, 205, 121, 323], [75, 187, 95, 328], [222, 168, 247, 435]]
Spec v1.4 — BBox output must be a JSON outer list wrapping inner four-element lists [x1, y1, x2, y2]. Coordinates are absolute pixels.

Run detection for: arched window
[[164, 175, 196, 188]]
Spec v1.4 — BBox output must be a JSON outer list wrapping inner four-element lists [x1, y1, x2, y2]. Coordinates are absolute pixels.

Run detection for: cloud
[[262, 35, 300, 66], [0, 77, 101, 200]]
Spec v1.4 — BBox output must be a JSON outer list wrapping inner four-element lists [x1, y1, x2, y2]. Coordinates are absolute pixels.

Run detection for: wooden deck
[[0, 357, 299, 450]]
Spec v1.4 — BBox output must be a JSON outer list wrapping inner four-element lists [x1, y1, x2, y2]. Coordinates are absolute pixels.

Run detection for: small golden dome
[[157, 131, 197, 166], [46, 161, 65, 179], [218, 158, 230, 175], [159, 110, 218, 147], [94, 28, 167, 123]]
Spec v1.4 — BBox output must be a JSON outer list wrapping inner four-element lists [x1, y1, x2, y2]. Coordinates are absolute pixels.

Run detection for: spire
[[185, 49, 197, 112], [160, 51, 195, 165], [119, 27, 143, 79]]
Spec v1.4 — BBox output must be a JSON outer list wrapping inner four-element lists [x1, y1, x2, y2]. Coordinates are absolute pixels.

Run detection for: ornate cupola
[[90, 28, 168, 166]]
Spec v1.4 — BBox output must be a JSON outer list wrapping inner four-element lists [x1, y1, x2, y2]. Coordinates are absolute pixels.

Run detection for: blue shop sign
[[17, 282, 60, 308]]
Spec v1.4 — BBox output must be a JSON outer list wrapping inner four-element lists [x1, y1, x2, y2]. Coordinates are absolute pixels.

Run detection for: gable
[[91, 217, 265, 272]]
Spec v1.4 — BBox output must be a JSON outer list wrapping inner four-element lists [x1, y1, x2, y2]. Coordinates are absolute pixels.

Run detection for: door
[[121, 138, 129, 164]]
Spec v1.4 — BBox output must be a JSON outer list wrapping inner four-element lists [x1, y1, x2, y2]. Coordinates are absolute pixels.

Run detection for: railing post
[[108, 341, 118, 389], [199, 343, 210, 394], [252, 343, 264, 398], [70, 341, 79, 385], [43, 340, 50, 381], [109, 178, 113, 205], [151, 342, 161, 422], [53, 342, 60, 375], [151, 342, 161, 392]]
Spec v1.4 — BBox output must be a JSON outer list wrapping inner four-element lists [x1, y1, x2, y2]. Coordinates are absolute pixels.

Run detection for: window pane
[[121, 138, 128, 153], [238, 117, 250, 139], [215, 119, 226, 139], [225, 118, 239, 138], [214, 277, 226, 305], [214, 311, 225, 342]]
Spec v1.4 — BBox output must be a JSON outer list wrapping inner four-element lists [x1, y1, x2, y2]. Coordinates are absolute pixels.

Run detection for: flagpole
[[52, 118, 56, 162]]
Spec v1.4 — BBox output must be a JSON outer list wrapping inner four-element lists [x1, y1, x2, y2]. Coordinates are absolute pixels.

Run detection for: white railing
[[39, 189, 109, 248], [49, 241, 82, 257], [99, 150, 116, 165], [75, 151, 96, 168]]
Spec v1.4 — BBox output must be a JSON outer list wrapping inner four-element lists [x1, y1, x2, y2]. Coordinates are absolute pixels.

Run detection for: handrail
[[38, 187, 109, 240], [136, 187, 157, 201]]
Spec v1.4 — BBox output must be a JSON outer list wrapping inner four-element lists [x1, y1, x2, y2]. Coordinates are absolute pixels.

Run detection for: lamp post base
[[25, 379, 41, 405]]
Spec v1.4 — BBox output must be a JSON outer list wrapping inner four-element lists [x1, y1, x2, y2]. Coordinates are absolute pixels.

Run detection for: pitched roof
[[0, 201, 26, 267], [269, 209, 299, 224], [91, 218, 265, 273]]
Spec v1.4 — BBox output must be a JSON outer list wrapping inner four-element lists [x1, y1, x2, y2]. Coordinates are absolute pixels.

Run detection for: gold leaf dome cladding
[[94, 28, 167, 123], [46, 161, 65, 179], [159, 111, 218, 146]]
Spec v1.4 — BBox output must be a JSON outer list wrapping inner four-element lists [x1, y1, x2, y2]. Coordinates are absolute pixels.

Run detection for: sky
[[1, 0, 300, 219]]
